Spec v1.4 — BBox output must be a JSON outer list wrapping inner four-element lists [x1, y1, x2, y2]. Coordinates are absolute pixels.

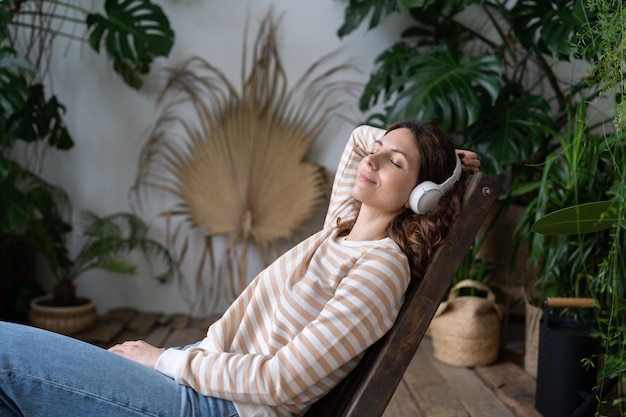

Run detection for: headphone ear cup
[[409, 182, 444, 214]]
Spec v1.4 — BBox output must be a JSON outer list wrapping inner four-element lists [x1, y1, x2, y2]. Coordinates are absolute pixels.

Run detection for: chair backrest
[[304, 172, 499, 417]]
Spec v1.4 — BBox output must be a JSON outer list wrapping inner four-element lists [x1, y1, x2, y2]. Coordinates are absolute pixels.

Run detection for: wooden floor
[[385, 338, 540, 417], [70, 307, 545, 417]]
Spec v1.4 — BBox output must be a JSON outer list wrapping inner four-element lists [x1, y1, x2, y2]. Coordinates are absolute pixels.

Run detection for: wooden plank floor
[[71, 307, 542, 417]]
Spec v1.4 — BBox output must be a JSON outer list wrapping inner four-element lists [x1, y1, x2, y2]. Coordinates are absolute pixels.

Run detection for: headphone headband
[[438, 155, 462, 194]]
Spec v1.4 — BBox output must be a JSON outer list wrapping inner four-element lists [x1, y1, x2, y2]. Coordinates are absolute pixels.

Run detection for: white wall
[[39, 0, 411, 316]]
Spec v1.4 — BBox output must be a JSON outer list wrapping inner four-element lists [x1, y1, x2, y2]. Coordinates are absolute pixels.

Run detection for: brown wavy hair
[[337, 120, 468, 281]]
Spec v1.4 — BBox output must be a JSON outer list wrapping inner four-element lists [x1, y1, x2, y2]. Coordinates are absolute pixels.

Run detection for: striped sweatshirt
[[154, 125, 410, 417]]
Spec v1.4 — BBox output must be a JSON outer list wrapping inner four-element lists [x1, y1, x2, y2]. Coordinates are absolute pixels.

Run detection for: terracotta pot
[[29, 295, 97, 335]]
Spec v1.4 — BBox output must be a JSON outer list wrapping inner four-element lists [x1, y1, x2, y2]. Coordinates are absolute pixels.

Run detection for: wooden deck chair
[[304, 171, 499, 417]]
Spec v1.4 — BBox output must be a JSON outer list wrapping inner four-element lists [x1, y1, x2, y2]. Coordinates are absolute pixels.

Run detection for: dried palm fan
[[131, 10, 360, 314]]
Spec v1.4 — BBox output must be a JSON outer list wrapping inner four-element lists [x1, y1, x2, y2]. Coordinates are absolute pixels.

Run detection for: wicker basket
[[429, 279, 503, 367]]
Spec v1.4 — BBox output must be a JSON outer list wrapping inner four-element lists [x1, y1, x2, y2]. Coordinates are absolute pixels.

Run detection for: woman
[[0, 120, 480, 417]]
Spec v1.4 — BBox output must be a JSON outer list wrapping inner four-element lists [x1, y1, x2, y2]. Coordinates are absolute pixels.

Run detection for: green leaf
[[366, 45, 502, 131], [9, 84, 73, 150], [511, 0, 594, 59], [68, 210, 175, 283], [467, 84, 552, 171], [337, 0, 401, 38], [509, 180, 543, 198], [90, 257, 138, 276], [531, 201, 622, 235], [86, 0, 174, 89], [0, 46, 35, 146]]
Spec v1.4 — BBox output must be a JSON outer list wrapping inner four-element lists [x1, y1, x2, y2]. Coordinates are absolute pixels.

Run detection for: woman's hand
[[456, 149, 480, 173], [108, 340, 163, 368]]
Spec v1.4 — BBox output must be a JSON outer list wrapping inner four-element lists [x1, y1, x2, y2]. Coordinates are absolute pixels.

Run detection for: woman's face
[[352, 127, 421, 215]]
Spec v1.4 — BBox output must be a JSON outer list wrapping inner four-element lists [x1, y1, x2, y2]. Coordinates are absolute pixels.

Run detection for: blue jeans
[[0, 322, 238, 417]]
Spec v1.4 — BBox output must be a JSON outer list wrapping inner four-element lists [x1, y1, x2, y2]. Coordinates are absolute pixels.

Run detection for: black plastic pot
[[535, 298, 600, 417]]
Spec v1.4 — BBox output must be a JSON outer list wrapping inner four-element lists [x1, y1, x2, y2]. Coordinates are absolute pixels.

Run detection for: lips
[[358, 171, 377, 184]]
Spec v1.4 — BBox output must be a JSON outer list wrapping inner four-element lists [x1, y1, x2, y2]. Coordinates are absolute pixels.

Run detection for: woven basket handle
[[546, 297, 595, 308], [448, 279, 496, 303]]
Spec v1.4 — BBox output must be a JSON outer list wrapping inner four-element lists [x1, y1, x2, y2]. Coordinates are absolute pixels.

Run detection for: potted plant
[[522, 124, 625, 415], [29, 210, 176, 335], [0, 0, 174, 320], [523, 0, 626, 411], [513, 98, 622, 412]]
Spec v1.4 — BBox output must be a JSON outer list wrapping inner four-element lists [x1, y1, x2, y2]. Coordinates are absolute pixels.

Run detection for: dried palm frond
[[131, 10, 360, 314]]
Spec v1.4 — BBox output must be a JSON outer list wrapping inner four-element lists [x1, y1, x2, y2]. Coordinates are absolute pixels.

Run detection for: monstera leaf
[[467, 85, 552, 171], [86, 0, 175, 89], [511, 0, 594, 59], [337, 0, 474, 37], [337, 0, 400, 37], [0, 48, 32, 146], [364, 44, 502, 131], [9, 85, 73, 150]]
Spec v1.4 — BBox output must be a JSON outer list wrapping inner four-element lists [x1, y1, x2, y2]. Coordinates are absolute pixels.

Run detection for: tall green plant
[[0, 0, 175, 318], [337, 0, 605, 176], [519, 102, 624, 305], [526, 0, 626, 411]]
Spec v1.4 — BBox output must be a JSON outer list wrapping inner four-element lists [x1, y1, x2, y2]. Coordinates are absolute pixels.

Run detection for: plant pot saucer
[[29, 294, 97, 335]]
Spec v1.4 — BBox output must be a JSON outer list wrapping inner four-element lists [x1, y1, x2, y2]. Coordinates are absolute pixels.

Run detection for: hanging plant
[[131, 10, 359, 314]]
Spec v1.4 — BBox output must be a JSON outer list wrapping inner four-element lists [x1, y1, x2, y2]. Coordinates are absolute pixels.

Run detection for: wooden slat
[[143, 325, 174, 347], [166, 313, 191, 330], [405, 343, 468, 417], [474, 361, 542, 417], [188, 316, 210, 332], [109, 329, 141, 347], [164, 327, 207, 348], [126, 311, 161, 335], [106, 311, 162, 347], [422, 338, 517, 417], [384, 380, 424, 417], [73, 317, 125, 347], [105, 307, 138, 323], [73, 307, 138, 346]]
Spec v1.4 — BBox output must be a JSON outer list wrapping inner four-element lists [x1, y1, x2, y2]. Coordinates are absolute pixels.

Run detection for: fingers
[[455, 149, 481, 173], [107, 340, 162, 368]]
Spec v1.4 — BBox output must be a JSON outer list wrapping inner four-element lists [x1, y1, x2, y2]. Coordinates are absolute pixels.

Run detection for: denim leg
[[0, 322, 238, 417]]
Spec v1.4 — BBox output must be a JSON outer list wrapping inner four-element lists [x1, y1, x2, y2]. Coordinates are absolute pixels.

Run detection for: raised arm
[[324, 125, 385, 229]]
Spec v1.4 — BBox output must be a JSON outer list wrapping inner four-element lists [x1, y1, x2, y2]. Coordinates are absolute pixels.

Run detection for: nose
[[366, 153, 378, 170]]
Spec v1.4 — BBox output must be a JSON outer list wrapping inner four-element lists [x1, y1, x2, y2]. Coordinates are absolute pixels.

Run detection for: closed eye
[[370, 143, 405, 168]]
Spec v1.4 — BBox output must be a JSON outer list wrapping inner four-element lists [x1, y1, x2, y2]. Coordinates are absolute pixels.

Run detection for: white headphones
[[408, 156, 462, 214]]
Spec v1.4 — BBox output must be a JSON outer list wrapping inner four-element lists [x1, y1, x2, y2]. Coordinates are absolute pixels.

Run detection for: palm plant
[[45, 210, 176, 307], [131, 11, 360, 314]]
